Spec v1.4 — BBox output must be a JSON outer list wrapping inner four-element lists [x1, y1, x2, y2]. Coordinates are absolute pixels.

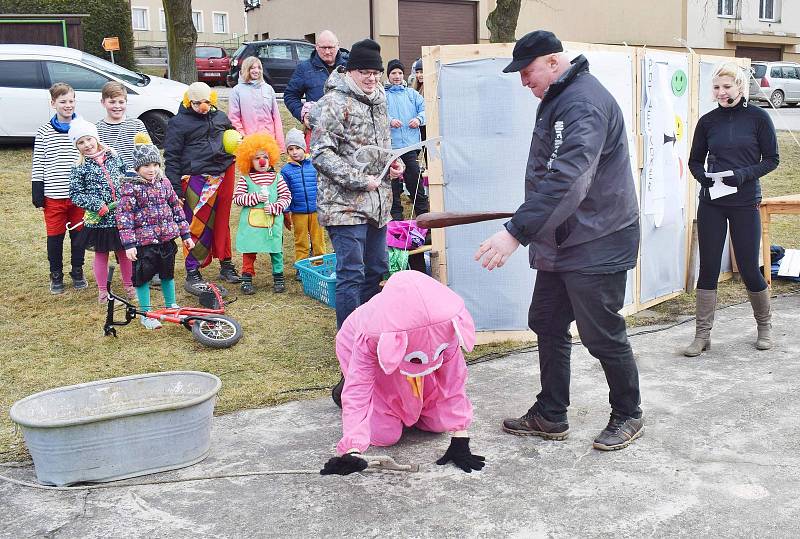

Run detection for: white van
[[0, 44, 187, 146]]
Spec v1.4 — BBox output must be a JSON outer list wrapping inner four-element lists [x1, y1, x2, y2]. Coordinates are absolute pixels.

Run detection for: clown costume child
[[233, 133, 291, 294]]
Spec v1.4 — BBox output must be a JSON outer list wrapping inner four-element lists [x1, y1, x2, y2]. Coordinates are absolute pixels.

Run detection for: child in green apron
[[233, 133, 291, 294]]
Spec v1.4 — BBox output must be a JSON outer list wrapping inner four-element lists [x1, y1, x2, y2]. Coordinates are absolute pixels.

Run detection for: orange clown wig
[[235, 132, 281, 174]]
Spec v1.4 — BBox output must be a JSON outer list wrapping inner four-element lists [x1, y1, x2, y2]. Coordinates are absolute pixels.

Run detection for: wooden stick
[[415, 211, 515, 229]]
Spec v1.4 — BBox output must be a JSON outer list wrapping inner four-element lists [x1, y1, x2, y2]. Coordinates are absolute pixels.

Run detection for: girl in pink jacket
[[228, 57, 286, 151], [320, 271, 486, 475]]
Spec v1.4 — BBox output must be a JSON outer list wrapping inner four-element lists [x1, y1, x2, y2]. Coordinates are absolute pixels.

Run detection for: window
[[296, 44, 314, 61], [196, 47, 225, 59], [781, 66, 799, 80], [759, 0, 781, 21], [717, 0, 737, 18], [771, 66, 782, 77], [45, 62, 110, 92], [159, 9, 166, 31], [192, 10, 204, 33], [752, 64, 768, 78], [131, 7, 149, 30], [0, 60, 45, 89], [260, 44, 293, 60], [212, 12, 228, 34]]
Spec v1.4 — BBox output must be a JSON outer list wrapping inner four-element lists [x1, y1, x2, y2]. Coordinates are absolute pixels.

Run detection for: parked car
[[196, 46, 231, 86], [749, 61, 800, 108], [227, 39, 316, 92], [0, 44, 187, 147]]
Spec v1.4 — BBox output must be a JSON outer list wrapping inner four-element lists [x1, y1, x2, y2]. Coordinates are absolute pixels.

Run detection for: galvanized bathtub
[[9, 371, 221, 486]]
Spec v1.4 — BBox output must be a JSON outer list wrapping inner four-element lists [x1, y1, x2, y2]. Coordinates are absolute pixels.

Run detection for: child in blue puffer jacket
[[280, 128, 326, 268], [385, 59, 429, 220]]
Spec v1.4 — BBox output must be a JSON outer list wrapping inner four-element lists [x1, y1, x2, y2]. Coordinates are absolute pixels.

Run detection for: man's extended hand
[[474, 229, 520, 270]]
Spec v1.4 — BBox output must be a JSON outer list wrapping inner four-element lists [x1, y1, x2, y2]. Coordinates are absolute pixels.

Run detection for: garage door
[[736, 46, 782, 62], [398, 0, 477, 73]]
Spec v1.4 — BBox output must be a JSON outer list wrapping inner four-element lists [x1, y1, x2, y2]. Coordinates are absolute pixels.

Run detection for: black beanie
[[346, 39, 384, 72], [387, 59, 404, 74]]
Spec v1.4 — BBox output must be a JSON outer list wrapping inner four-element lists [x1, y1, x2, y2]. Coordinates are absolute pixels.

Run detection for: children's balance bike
[[103, 266, 243, 349]]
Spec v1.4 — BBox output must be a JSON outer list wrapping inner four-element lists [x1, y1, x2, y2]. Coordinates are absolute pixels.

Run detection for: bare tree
[[486, 0, 522, 43], [162, 0, 197, 83]]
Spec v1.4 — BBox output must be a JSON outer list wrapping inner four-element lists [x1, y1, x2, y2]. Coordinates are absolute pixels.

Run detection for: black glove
[[436, 437, 485, 473], [32, 182, 45, 208], [698, 176, 714, 189], [320, 453, 369, 476], [722, 170, 745, 188]]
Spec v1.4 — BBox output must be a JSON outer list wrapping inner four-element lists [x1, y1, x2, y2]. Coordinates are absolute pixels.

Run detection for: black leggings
[[697, 201, 767, 292]]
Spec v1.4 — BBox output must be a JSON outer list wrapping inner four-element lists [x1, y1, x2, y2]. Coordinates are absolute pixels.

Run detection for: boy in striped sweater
[[233, 133, 291, 294], [31, 82, 87, 294], [96, 82, 148, 171]]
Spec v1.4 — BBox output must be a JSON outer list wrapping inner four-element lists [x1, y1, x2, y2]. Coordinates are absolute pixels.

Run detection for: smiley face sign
[[671, 70, 688, 96], [674, 114, 684, 142]]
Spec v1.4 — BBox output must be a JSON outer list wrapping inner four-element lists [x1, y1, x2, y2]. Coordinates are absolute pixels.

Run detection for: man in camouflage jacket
[[310, 38, 404, 334]]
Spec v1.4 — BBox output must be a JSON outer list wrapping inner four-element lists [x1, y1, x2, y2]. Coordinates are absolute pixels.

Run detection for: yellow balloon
[[223, 129, 243, 155]]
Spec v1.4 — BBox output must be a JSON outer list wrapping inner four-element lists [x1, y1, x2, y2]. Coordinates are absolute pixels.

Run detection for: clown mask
[[252, 150, 270, 172]]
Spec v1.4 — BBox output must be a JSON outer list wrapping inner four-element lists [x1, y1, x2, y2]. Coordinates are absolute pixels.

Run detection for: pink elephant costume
[[335, 270, 477, 455]]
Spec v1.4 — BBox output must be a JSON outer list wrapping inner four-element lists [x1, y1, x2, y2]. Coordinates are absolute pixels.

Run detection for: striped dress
[[31, 123, 80, 199], [96, 118, 148, 170]]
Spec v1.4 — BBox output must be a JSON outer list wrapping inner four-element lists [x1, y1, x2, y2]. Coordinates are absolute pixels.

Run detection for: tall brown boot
[[747, 289, 772, 350], [684, 289, 717, 357]]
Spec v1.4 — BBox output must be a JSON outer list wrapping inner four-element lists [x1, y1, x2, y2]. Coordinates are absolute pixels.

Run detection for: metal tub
[[9, 371, 221, 486]]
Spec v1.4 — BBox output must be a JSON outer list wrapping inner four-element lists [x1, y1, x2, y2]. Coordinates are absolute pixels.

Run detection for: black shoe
[[49, 272, 65, 295], [240, 273, 256, 295], [331, 375, 344, 408], [218, 259, 241, 283], [69, 267, 88, 289], [593, 414, 644, 451], [184, 269, 206, 296], [272, 272, 286, 293], [502, 410, 569, 440]]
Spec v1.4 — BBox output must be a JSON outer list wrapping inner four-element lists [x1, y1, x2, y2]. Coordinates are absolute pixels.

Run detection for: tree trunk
[[486, 0, 522, 43], [162, 0, 197, 84]]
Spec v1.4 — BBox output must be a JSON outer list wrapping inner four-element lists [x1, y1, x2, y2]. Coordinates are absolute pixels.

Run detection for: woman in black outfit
[[685, 62, 779, 357]]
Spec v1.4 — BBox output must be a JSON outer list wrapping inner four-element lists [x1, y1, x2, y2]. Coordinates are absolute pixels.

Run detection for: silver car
[[749, 62, 800, 108]]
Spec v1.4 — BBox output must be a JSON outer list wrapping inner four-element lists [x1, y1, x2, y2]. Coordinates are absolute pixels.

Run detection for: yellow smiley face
[[674, 115, 684, 142]]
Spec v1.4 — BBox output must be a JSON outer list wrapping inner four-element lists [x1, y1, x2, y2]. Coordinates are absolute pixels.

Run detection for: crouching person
[[320, 271, 486, 475]]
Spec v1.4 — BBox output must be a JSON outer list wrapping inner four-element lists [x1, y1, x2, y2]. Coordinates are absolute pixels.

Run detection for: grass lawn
[[0, 110, 798, 462]]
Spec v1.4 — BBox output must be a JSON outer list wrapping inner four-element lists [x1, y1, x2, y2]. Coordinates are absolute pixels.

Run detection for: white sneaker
[[140, 316, 162, 330]]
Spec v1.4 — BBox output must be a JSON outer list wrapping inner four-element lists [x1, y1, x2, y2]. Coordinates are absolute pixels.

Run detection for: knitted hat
[[187, 81, 212, 102], [131, 132, 161, 170], [68, 117, 99, 147], [346, 39, 384, 72], [387, 59, 405, 74], [412, 58, 423, 72], [285, 128, 306, 150]]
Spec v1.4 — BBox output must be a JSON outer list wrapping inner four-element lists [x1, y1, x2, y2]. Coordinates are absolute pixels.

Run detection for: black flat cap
[[502, 30, 563, 73]]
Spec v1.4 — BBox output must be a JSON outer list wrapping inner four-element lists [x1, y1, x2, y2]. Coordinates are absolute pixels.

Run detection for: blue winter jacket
[[283, 49, 349, 122], [385, 84, 425, 150], [280, 157, 318, 213]]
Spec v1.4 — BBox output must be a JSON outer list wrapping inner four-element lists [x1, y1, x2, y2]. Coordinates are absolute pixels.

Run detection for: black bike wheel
[[191, 315, 243, 349]]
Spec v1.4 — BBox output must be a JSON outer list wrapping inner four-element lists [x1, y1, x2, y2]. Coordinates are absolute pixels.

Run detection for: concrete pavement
[[763, 105, 800, 131], [2, 293, 800, 538]]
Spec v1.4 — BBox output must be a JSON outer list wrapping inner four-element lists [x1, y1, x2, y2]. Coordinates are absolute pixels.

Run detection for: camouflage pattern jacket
[[310, 68, 393, 227]]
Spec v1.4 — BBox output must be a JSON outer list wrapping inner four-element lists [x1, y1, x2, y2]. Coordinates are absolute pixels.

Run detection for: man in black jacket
[[475, 31, 643, 451], [163, 82, 240, 295]]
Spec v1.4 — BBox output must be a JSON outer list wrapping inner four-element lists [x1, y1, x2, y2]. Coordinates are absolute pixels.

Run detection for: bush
[[0, 0, 136, 69]]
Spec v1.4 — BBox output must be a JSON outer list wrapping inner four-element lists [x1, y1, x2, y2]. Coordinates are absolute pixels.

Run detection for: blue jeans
[[327, 224, 389, 329]]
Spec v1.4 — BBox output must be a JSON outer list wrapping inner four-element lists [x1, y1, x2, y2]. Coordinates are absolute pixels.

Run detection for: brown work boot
[[502, 410, 569, 440]]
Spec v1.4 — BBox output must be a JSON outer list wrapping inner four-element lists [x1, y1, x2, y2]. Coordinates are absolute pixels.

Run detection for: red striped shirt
[[233, 170, 292, 214]]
